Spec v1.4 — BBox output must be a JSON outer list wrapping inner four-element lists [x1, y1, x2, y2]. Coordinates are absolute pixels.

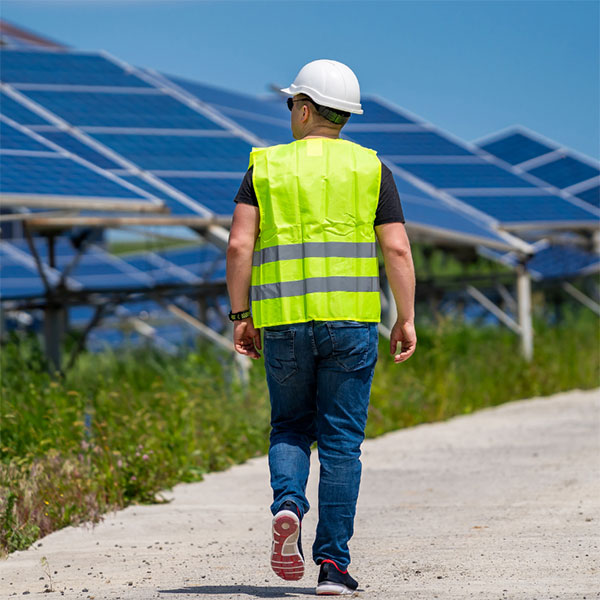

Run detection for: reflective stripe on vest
[[249, 138, 382, 328]]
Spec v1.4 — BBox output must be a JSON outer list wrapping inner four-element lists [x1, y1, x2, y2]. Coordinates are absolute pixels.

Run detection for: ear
[[301, 104, 310, 123]]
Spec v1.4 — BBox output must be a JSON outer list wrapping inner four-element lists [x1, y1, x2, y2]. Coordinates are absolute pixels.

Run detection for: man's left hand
[[233, 318, 262, 359]]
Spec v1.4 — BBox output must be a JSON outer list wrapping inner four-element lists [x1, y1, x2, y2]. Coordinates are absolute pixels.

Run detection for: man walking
[[226, 59, 416, 595]]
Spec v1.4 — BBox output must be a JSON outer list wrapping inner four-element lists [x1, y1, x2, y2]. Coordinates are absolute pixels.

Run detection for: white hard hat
[[280, 59, 363, 115]]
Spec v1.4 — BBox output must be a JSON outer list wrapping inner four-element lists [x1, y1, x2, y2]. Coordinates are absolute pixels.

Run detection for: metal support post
[[516, 264, 534, 361], [44, 305, 64, 374]]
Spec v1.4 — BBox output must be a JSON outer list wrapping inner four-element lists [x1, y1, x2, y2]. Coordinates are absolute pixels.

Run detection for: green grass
[[1, 307, 598, 555]]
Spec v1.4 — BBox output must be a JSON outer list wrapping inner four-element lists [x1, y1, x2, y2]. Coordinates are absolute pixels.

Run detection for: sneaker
[[316, 559, 358, 596], [270, 500, 304, 581]]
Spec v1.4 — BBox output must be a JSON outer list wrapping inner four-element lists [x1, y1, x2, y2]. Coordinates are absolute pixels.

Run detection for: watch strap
[[228, 309, 251, 321]]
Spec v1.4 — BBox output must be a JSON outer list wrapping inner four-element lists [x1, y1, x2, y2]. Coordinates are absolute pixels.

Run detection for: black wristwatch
[[228, 309, 251, 321]]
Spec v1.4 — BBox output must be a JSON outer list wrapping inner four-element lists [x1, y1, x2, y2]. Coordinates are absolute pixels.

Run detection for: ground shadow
[[158, 585, 315, 598]]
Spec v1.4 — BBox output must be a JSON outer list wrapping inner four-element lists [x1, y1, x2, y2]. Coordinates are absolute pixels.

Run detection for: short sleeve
[[374, 162, 405, 226], [233, 167, 258, 207]]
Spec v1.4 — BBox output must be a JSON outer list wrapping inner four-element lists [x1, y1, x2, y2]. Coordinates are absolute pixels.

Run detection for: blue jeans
[[263, 320, 378, 569]]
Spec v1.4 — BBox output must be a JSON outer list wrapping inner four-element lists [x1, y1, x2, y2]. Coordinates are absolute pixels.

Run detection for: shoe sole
[[270, 509, 304, 581], [316, 582, 356, 595]]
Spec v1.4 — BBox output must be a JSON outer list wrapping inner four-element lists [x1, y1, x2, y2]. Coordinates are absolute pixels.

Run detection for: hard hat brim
[[279, 85, 363, 115]]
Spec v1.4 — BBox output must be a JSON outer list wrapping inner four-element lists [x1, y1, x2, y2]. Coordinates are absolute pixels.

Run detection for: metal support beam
[[466, 285, 522, 334], [562, 282, 600, 316], [165, 302, 250, 382], [516, 265, 534, 361]]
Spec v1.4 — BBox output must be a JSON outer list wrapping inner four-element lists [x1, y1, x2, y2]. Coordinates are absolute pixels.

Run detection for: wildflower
[[81, 440, 90, 450], [44, 500, 49, 505], [142, 454, 149, 461], [130, 476, 137, 482], [117, 459, 123, 468]]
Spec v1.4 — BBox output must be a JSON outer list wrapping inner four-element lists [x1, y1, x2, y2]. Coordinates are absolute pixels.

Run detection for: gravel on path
[[1, 388, 598, 600]]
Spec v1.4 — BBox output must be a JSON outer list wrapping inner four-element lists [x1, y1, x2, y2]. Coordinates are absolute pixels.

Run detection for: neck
[[301, 125, 341, 140]]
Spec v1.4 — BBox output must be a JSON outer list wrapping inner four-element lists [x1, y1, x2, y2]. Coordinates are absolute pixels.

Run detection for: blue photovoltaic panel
[[0, 244, 50, 299], [161, 177, 243, 214], [38, 130, 122, 169], [10, 238, 153, 291], [576, 185, 600, 207], [454, 194, 598, 223], [0, 120, 50, 151], [0, 154, 143, 198], [116, 175, 204, 216], [0, 50, 151, 87], [393, 162, 538, 189], [117, 175, 174, 201], [528, 155, 600, 190], [385, 173, 515, 248], [166, 74, 288, 119], [479, 133, 554, 166], [23, 90, 222, 130], [157, 245, 225, 279], [357, 99, 416, 124], [346, 131, 472, 156], [0, 92, 48, 125], [527, 245, 599, 280], [227, 115, 291, 145], [89, 133, 252, 171], [120, 253, 199, 285]]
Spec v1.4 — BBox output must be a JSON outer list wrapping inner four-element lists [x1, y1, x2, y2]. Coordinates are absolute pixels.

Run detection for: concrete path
[[1, 388, 598, 600]]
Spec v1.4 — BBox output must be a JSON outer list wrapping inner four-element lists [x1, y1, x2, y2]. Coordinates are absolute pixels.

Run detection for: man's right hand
[[390, 320, 417, 363]]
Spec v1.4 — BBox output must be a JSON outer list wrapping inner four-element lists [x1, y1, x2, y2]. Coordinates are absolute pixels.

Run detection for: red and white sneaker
[[270, 500, 304, 581]]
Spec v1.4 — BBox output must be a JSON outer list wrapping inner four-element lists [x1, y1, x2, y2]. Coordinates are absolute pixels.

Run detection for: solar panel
[[0, 91, 48, 125], [118, 252, 202, 285], [344, 131, 472, 156], [223, 114, 291, 145], [393, 162, 538, 189], [576, 185, 600, 207], [1, 153, 145, 198], [89, 133, 251, 172], [479, 132, 554, 166], [453, 194, 598, 224], [164, 73, 288, 119], [0, 119, 49, 150], [0, 49, 152, 87], [37, 130, 122, 169], [479, 243, 600, 281], [7, 238, 153, 292], [0, 242, 59, 299], [23, 90, 223, 129], [528, 156, 600, 190], [0, 49, 262, 220], [357, 99, 417, 124], [475, 127, 600, 210], [527, 245, 599, 280], [159, 176, 244, 214], [391, 175, 513, 247]]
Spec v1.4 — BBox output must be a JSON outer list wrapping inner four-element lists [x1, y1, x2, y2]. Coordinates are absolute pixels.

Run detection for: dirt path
[[2, 388, 598, 600]]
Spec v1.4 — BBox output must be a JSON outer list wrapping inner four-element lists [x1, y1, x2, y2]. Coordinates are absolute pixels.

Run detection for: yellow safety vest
[[249, 137, 381, 328]]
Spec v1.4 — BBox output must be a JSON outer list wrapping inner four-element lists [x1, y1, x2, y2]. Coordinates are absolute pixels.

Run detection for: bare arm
[[375, 221, 417, 363], [226, 203, 262, 359]]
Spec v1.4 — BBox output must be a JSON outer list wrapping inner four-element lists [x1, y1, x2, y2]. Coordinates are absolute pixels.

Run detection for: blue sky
[[2, 0, 599, 159]]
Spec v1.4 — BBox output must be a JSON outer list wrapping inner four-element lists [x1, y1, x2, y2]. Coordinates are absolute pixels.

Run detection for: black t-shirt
[[234, 161, 405, 226]]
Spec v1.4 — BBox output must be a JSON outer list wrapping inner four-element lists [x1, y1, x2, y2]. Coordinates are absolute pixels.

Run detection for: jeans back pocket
[[325, 321, 371, 372], [264, 328, 298, 384]]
